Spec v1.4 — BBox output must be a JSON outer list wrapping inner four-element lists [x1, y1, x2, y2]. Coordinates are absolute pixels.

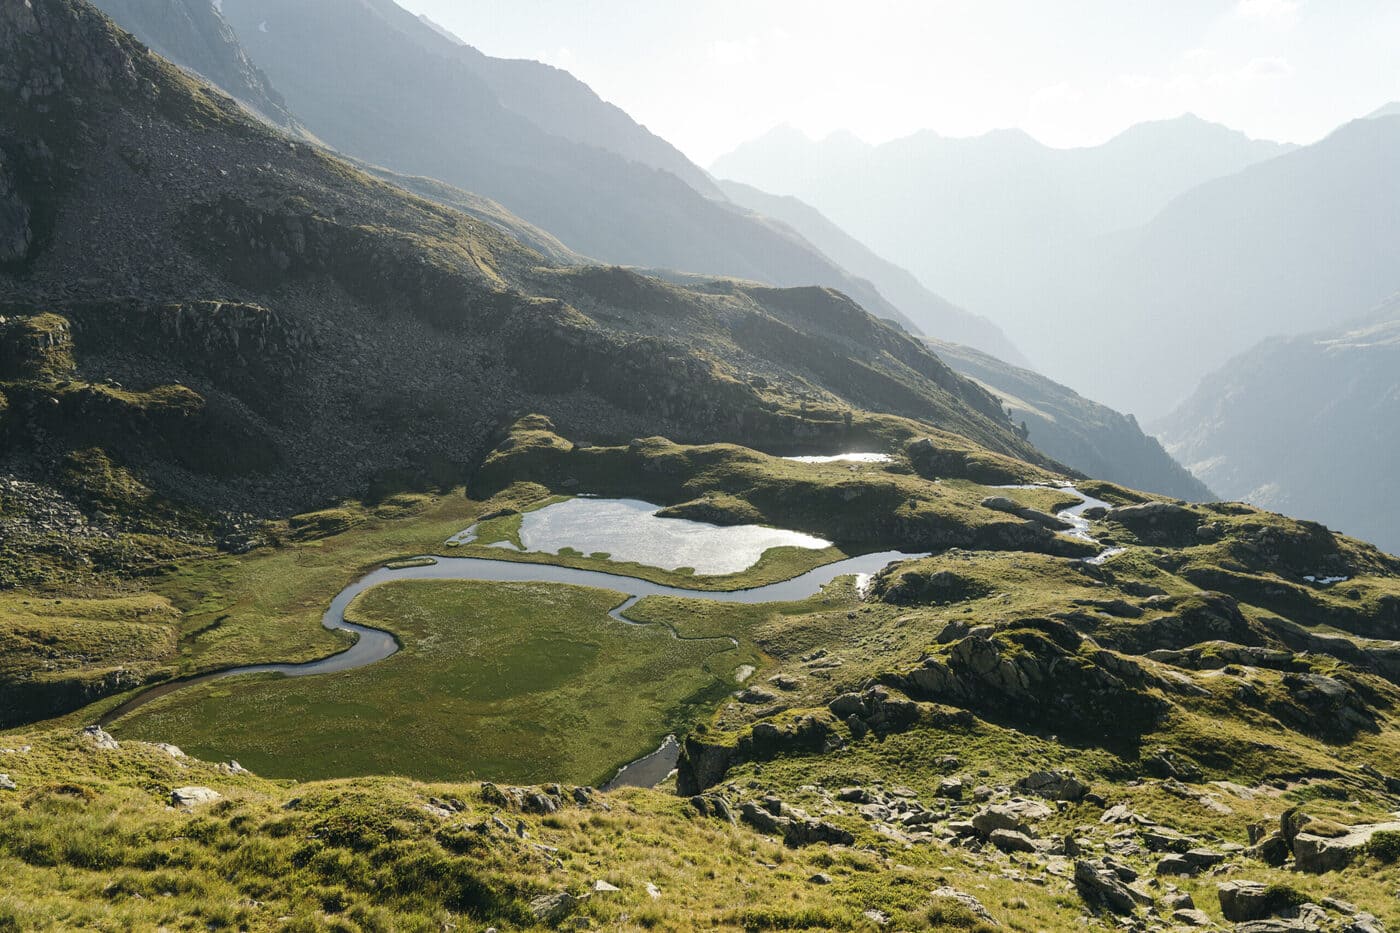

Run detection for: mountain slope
[[929, 338, 1214, 502], [1155, 296, 1400, 554], [86, 0, 299, 130], [1054, 114, 1400, 415], [145, 0, 916, 333], [719, 179, 1025, 362], [0, 0, 1040, 530]]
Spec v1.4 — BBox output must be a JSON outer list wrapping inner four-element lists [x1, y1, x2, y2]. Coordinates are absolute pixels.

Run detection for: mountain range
[[92, 0, 1026, 345], [1155, 295, 1400, 553]]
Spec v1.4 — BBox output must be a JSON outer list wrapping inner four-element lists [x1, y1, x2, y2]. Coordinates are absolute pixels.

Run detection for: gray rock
[[935, 777, 964, 800], [1217, 881, 1273, 922], [528, 891, 582, 924], [1292, 821, 1400, 873], [808, 872, 832, 885], [82, 725, 120, 750], [152, 743, 186, 759], [1172, 908, 1213, 926], [931, 887, 998, 925], [1016, 769, 1089, 802], [0, 773, 15, 791], [1155, 854, 1196, 876], [989, 829, 1038, 854], [591, 880, 619, 894], [1073, 858, 1147, 914], [170, 786, 221, 809], [972, 805, 1032, 837]]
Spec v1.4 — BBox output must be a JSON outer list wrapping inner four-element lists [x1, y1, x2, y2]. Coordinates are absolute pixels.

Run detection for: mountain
[[13, 6, 1400, 931], [718, 179, 1026, 363], [711, 115, 1291, 316], [1368, 101, 1400, 119], [86, 0, 300, 130], [118, 0, 913, 334], [0, 0, 1041, 525], [1155, 296, 1400, 554], [1047, 113, 1400, 416], [929, 338, 1214, 502]]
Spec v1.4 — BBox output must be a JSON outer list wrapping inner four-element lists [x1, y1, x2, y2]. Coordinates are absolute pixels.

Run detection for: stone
[[1217, 881, 1273, 922], [1141, 827, 1196, 853], [1155, 854, 1195, 876], [738, 686, 778, 705], [590, 880, 619, 894], [219, 760, 250, 775], [82, 725, 120, 750], [1172, 908, 1213, 926], [935, 777, 964, 800], [1292, 821, 1400, 873], [808, 872, 832, 885], [1182, 847, 1226, 869], [1016, 769, 1089, 802], [170, 786, 222, 809], [973, 805, 1032, 837], [645, 882, 661, 900], [1073, 858, 1146, 915], [930, 887, 998, 925], [529, 892, 582, 924], [152, 743, 186, 759], [0, 774, 15, 791], [989, 829, 1038, 854]]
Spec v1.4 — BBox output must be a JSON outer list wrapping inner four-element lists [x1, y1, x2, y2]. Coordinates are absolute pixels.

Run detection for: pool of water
[[782, 453, 892, 464], [513, 497, 833, 576]]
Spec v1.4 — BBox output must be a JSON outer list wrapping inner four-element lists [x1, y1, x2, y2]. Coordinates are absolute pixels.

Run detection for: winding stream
[[101, 484, 1121, 786], [100, 549, 923, 731]]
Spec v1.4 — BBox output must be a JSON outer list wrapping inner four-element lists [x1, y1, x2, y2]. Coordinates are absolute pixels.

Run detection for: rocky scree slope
[[0, 0, 1045, 581]]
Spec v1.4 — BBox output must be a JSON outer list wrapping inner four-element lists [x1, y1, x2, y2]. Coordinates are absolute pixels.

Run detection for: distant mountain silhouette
[[1155, 296, 1400, 554], [718, 180, 1025, 362]]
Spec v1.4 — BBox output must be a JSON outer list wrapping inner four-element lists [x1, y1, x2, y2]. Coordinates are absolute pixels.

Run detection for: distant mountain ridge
[[713, 115, 1294, 387], [718, 179, 1026, 362], [1155, 296, 1400, 554]]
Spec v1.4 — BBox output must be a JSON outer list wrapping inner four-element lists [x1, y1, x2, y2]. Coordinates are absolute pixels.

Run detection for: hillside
[[101, 0, 918, 334], [929, 338, 1214, 502], [87, 0, 300, 131], [718, 179, 1026, 363], [1155, 297, 1400, 554], [0, 0, 1041, 567]]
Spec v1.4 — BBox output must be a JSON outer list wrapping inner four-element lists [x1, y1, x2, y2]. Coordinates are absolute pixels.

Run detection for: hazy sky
[[397, 0, 1400, 165]]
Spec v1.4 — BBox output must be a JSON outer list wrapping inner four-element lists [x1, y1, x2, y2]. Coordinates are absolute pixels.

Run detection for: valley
[[3, 0, 1400, 930]]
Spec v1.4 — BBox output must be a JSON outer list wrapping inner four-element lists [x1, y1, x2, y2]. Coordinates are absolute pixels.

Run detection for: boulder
[[935, 777, 964, 800], [1292, 821, 1400, 873], [152, 743, 186, 759], [0, 773, 15, 791], [989, 829, 1038, 854], [1073, 858, 1147, 914], [528, 891, 582, 924], [972, 805, 1033, 837], [1016, 769, 1089, 802], [1172, 908, 1213, 927], [82, 725, 120, 750], [591, 880, 620, 894], [930, 887, 998, 925], [170, 786, 221, 809], [1217, 881, 1277, 922]]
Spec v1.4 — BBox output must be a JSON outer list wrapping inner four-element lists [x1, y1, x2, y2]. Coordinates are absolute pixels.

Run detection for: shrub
[[1368, 830, 1400, 863]]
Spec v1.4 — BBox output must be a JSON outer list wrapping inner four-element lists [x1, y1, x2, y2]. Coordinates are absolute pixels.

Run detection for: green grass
[[109, 581, 763, 785]]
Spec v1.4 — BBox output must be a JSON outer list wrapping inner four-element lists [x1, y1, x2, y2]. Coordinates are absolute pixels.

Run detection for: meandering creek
[[102, 483, 1121, 787]]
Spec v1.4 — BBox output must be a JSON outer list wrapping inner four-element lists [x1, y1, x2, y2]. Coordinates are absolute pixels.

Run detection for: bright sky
[[396, 0, 1400, 165]]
